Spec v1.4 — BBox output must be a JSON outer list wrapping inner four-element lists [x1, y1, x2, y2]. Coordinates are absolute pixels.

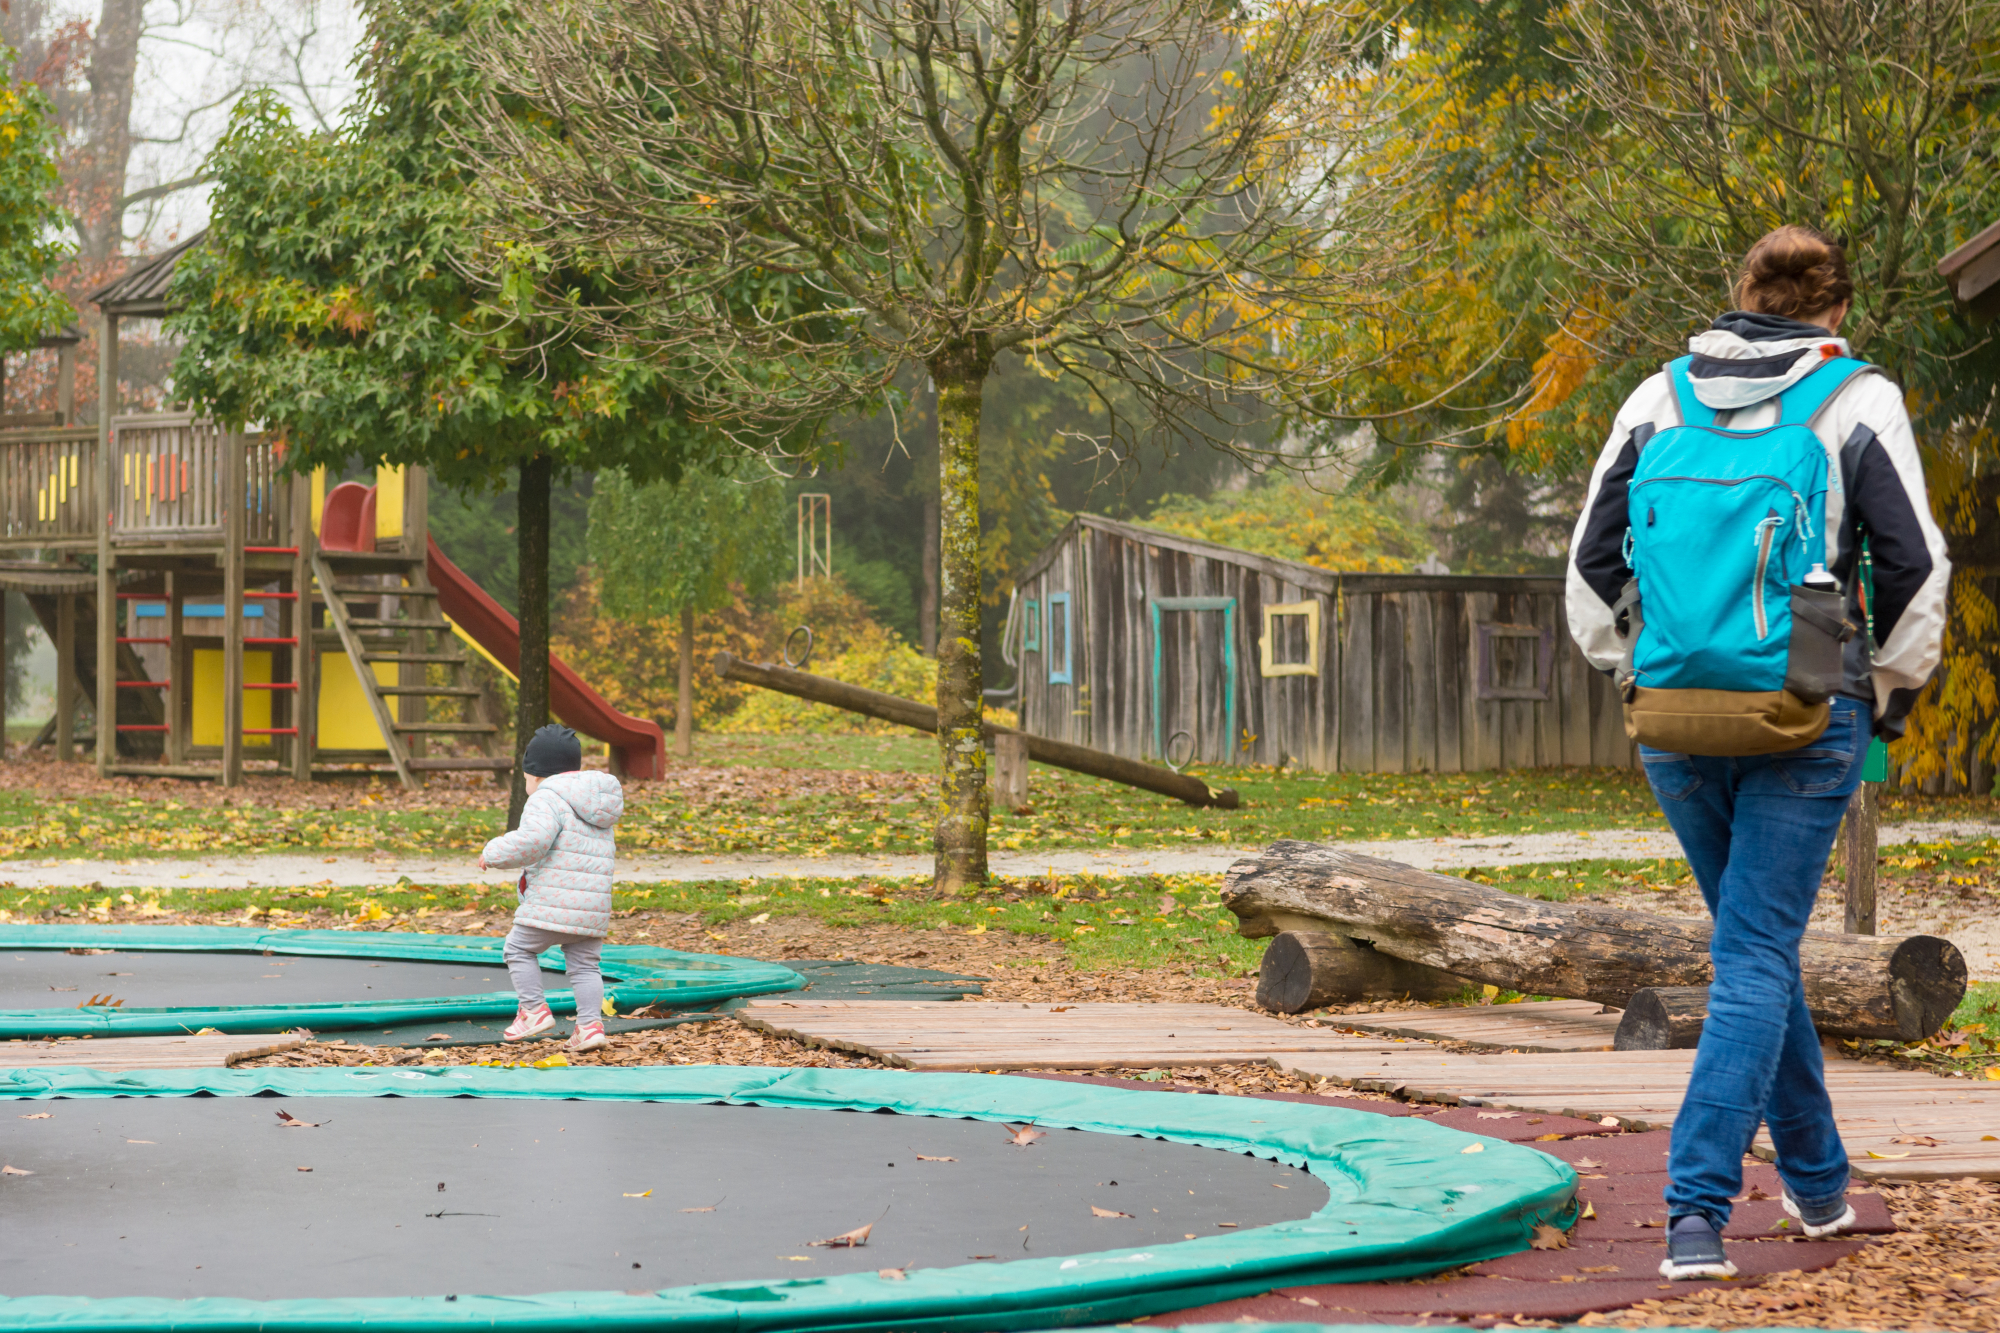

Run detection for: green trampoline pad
[[0, 924, 802, 1037], [0, 1065, 1577, 1332]]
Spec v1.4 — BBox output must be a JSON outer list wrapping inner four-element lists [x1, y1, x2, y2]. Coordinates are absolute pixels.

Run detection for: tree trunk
[[929, 342, 993, 891], [1842, 784, 1879, 934], [509, 453, 552, 831], [676, 603, 694, 759], [1223, 840, 1967, 1041], [1256, 930, 1470, 1013], [1613, 986, 1710, 1050], [920, 493, 939, 656]]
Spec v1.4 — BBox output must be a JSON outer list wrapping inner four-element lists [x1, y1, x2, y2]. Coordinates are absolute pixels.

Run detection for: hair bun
[[1735, 225, 1852, 322]]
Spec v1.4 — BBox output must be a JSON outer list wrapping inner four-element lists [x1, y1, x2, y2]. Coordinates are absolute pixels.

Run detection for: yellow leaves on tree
[[1139, 477, 1427, 573]]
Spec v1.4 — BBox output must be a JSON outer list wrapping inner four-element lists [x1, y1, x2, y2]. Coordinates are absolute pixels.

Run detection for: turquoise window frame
[[1046, 592, 1072, 684], [1022, 598, 1041, 652], [1149, 596, 1237, 763]]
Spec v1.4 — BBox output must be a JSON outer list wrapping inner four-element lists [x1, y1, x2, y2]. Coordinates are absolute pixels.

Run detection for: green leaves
[[0, 76, 75, 352]]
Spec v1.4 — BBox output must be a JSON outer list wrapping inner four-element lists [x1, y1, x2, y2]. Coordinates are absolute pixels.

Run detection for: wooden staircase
[[313, 549, 506, 789]]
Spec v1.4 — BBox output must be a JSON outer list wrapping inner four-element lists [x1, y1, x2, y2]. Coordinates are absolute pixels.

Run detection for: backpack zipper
[[1751, 513, 1782, 638]]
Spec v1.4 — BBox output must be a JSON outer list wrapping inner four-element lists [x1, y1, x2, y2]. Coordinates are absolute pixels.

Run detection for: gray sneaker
[[1782, 1187, 1857, 1238], [1659, 1214, 1737, 1280]]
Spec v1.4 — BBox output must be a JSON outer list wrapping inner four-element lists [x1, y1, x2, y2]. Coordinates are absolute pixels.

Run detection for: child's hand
[[476, 853, 488, 871]]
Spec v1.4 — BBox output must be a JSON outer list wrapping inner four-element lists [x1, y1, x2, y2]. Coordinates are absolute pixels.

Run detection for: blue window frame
[[1148, 596, 1237, 762], [1046, 592, 1072, 684], [1022, 598, 1041, 652]]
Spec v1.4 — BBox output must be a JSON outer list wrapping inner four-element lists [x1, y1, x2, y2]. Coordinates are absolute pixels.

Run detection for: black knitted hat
[[521, 724, 582, 777]]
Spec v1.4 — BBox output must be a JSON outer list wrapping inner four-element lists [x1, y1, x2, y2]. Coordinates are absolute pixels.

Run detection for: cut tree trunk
[[992, 732, 1029, 811], [1256, 930, 1470, 1012], [712, 652, 1238, 809], [1613, 986, 1710, 1050], [1224, 840, 1965, 1041]]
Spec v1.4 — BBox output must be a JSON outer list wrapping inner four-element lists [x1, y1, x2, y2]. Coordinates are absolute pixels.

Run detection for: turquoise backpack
[[1614, 353, 1869, 755]]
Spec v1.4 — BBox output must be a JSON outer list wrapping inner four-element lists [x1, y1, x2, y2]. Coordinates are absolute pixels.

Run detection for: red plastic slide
[[427, 535, 666, 780]]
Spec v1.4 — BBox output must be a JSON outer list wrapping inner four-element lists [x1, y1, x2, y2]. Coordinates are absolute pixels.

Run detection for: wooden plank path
[[0, 1033, 304, 1071], [1335, 999, 1622, 1052], [1278, 1046, 2000, 1182], [740, 998, 2000, 1181], [738, 1000, 1429, 1070]]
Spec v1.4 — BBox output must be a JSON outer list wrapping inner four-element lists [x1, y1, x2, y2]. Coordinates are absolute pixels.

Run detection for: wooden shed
[[1008, 514, 1635, 774]]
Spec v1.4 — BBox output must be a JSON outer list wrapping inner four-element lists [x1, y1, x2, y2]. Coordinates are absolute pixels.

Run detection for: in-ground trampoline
[[0, 1066, 1576, 1332], [0, 925, 802, 1039]]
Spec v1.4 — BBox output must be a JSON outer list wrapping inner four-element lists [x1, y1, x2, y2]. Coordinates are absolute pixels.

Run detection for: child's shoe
[[1659, 1214, 1736, 1280], [567, 1020, 609, 1053], [504, 1005, 556, 1041]]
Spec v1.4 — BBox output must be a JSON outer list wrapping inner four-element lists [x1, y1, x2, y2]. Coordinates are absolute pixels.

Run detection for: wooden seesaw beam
[[711, 651, 1239, 810]]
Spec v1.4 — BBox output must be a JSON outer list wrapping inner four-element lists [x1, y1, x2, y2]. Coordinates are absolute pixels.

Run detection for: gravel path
[[6, 820, 1990, 890]]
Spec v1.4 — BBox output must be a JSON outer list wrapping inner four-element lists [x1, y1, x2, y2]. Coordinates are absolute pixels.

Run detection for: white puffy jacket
[[481, 769, 625, 937]]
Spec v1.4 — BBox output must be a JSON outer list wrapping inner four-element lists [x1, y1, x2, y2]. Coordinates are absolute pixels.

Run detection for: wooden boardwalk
[[0, 1033, 304, 1071], [1335, 999, 1622, 1052], [737, 1000, 1427, 1070], [741, 998, 2000, 1181]]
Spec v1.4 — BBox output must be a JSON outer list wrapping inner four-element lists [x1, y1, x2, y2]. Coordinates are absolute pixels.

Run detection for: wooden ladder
[[313, 550, 505, 789]]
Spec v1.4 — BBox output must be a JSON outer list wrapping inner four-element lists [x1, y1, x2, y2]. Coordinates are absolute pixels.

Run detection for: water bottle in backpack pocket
[[1614, 354, 1865, 756]]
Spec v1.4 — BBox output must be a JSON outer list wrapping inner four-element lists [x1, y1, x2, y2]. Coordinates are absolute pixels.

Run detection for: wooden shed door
[[1150, 596, 1237, 765]]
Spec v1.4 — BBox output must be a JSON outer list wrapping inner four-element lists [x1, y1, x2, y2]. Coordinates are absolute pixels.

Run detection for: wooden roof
[[87, 231, 207, 317], [1017, 511, 1562, 595], [1939, 219, 2000, 320]]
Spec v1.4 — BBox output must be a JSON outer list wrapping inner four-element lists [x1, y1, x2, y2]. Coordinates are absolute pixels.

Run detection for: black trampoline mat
[[1, 951, 520, 1010], [4, 1098, 1328, 1299]]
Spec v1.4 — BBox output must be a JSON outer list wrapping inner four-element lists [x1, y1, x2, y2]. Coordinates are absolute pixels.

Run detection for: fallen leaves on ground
[[1530, 1223, 1571, 1250], [2, 1164, 32, 1175], [275, 1109, 321, 1128], [809, 1210, 885, 1248], [623, 1190, 653, 1198], [1090, 1205, 1134, 1218], [914, 1155, 957, 1162], [1004, 1124, 1046, 1147], [17, 1113, 50, 1120]]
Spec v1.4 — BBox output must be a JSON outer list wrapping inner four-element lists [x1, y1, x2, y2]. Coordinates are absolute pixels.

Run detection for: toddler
[[477, 724, 625, 1052]]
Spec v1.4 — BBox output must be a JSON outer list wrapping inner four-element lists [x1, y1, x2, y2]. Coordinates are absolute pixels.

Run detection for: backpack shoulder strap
[[1663, 356, 1715, 429], [1777, 354, 1877, 428]]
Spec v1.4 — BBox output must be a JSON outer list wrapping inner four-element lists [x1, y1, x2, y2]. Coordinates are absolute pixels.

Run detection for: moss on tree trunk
[[509, 452, 552, 830], [930, 341, 993, 890]]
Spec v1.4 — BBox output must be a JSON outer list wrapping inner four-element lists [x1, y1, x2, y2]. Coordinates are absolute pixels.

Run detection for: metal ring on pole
[[1163, 729, 1196, 772], [783, 625, 815, 670]]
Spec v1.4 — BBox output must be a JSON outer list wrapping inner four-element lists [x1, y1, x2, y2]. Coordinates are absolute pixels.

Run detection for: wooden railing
[[0, 412, 277, 550]]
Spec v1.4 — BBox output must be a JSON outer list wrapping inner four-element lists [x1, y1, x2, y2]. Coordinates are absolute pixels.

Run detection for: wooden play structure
[[0, 238, 664, 786]]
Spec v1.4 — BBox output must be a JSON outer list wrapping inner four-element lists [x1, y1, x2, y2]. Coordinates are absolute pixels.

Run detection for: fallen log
[[713, 651, 1239, 809], [1256, 931, 1472, 1011], [1224, 840, 1965, 1041], [1613, 986, 1709, 1050]]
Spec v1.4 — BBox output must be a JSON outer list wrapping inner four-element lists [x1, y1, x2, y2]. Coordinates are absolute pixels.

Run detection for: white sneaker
[[567, 1021, 608, 1053], [504, 1006, 556, 1041], [1782, 1188, 1858, 1238]]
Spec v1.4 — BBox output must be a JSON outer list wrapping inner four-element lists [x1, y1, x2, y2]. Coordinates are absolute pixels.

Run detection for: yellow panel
[[318, 650, 397, 750], [374, 463, 404, 539], [191, 651, 274, 748], [310, 467, 326, 535]]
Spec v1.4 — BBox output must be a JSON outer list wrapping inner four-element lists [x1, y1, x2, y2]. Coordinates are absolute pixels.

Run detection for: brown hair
[[1734, 225, 1853, 322]]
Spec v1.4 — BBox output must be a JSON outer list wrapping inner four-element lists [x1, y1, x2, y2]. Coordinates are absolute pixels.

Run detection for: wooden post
[[291, 469, 314, 782], [221, 431, 246, 787], [992, 731, 1030, 810], [1843, 784, 1880, 935], [94, 313, 116, 777], [676, 604, 694, 759], [166, 572, 186, 765], [55, 593, 75, 761], [55, 343, 74, 425]]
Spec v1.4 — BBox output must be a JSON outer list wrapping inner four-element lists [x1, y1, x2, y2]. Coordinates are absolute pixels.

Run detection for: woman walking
[[1565, 225, 1950, 1279]]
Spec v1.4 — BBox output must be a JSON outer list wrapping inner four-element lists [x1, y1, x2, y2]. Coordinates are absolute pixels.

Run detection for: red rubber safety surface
[[1020, 1076, 1890, 1328]]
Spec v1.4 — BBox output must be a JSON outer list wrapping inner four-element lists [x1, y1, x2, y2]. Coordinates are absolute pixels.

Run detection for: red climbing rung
[[243, 682, 299, 691], [116, 681, 170, 689], [245, 637, 299, 646], [243, 591, 299, 600], [114, 724, 171, 733], [244, 546, 299, 555], [242, 727, 299, 736], [116, 636, 169, 645]]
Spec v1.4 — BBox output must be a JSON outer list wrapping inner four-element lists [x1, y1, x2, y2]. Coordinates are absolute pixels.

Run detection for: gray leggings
[[503, 924, 604, 1024]]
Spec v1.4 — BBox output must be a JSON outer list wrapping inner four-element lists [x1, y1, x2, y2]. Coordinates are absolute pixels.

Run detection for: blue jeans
[[1639, 696, 1867, 1232]]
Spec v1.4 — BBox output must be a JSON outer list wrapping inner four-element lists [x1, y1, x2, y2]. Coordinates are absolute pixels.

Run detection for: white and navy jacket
[[481, 769, 625, 937], [1565, 311, 1951, 738]]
